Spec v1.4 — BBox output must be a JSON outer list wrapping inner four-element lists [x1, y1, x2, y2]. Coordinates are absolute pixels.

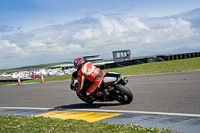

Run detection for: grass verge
[[23, 74, 72, 83], [0, 82, 16, 86], [0, 115, 177, 133], [0, 75, 72, 86]]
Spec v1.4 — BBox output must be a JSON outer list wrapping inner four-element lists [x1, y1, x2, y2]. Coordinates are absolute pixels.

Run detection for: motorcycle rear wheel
[[114, 84, 133, 104]]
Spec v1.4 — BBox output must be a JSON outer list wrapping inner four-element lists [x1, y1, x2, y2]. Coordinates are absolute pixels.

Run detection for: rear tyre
[[114, 84, 133, 104]]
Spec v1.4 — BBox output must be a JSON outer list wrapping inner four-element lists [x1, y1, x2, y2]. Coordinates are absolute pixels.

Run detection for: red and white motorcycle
[[70, 71, 133, 104]]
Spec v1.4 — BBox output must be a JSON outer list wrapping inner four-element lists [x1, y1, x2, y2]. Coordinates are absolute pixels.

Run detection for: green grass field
[[1, 57, 200, 86], [0, 115, 177, 133]]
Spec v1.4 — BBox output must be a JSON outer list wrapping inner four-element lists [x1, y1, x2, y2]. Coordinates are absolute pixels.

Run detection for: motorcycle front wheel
[[76, 92, 94, 104]]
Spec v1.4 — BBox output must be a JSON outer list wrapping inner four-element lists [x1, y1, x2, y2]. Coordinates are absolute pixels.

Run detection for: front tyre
[[114, 84, 133, 104], [76, 92, 94, 104]]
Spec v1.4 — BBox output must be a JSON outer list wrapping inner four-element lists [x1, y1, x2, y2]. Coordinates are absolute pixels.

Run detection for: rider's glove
[[70, 83, 78, 91], [70, 83, 76, 90]]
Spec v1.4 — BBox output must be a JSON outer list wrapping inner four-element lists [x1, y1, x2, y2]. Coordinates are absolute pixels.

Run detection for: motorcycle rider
[[73, 57, 106, 100]]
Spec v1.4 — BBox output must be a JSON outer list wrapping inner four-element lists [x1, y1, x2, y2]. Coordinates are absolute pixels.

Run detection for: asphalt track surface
[[0, 71, 200, 133], [0, 71, 200, 114]]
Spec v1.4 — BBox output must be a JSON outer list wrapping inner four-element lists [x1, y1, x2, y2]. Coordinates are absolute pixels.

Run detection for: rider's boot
[[89, 91, 100, 101], [89, 94, 96, 101], [89, 90, 106, 101]]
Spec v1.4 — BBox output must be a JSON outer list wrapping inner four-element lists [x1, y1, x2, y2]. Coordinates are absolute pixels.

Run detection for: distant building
[[112, 50, 131, 62], [83, 55, 103, 63]]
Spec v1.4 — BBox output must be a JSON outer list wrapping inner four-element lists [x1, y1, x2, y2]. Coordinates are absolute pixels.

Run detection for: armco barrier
[[100, 58, 148, 69], [99, 51, 200, 69], [166, 52, 200, 61]]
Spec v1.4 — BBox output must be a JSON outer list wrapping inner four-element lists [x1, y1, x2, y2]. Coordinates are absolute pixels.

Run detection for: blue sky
[[1, 0, 200, 31], [0, 0, 200, 69]]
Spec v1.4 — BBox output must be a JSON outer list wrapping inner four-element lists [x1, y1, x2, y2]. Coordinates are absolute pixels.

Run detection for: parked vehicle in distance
[[31, 74, 40, 79]]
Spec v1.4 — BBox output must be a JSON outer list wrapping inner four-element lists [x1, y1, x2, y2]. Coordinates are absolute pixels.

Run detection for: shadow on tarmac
[[54, 103, 121, 110]]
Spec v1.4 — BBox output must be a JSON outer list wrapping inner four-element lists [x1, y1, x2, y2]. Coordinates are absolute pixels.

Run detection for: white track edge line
[[0, 107, 53, 110], [1, 107, 200, 118], [70, 109, 200, 117]]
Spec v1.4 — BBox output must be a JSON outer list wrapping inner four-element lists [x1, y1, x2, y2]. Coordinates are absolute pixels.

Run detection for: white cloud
[[0, 39, 24, 58], [123, 17, 150, 31], [98, 14, 127, 36], [67, 43, 82, 50], [73, 28, 101, 40], [0, 12, 200, 69], [158, 18, 195, 38]]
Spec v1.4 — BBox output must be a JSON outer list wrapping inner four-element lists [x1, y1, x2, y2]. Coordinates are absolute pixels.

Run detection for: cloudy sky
[[0, 0, 200, 70]]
